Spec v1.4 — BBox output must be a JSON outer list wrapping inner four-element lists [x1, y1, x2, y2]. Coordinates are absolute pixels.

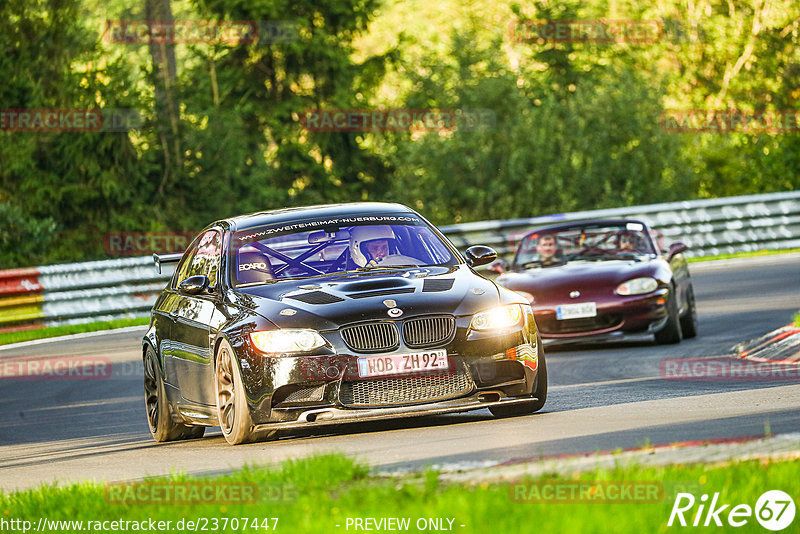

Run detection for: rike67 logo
[[668, 490, 796, 531]]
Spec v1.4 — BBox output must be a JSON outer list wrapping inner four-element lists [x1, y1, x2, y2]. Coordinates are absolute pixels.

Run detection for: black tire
[[654, 285, 683, 345], [143, 346, 205, 442], [679, 284, 698, 339], [490, 336, 547, 418], [215, 340, 273, 445]]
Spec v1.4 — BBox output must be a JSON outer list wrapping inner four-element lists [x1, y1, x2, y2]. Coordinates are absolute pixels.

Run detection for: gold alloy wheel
[[216, 345, 236, 435]]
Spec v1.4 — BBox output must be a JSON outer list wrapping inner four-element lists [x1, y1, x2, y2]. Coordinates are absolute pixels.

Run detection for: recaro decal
[[239, 263, 268, 271]]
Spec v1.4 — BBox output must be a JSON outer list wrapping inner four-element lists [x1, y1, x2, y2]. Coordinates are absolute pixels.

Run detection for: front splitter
[[252, 394, 539, 431]]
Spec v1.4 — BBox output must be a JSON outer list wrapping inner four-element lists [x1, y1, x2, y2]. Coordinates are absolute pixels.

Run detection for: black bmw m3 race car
[[143, 203, 546, 445]]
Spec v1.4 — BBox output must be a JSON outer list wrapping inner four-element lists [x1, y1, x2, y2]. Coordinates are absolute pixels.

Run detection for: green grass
[[2, 453, 798, 533], [0, 317, 149, 346], [688, 247, 800, 263], [793, 311, 800, 328]]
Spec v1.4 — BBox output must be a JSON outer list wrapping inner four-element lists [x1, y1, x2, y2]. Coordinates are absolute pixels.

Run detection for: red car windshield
[[515, 222, 657, 268]]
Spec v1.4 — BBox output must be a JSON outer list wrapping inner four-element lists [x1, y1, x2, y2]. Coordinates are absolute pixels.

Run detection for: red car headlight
[[616, 277, 658, 296]]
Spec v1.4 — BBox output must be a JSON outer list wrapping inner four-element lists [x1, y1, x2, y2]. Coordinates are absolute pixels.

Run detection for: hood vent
[[349, 287, 415, 299], [285, 291, 344, 305], [340, 278, 410, 292], [422, 278, 455, 292]]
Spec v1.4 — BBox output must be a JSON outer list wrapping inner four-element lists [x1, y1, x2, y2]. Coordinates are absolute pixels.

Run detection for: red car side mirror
[[666, 242, 688, 260]]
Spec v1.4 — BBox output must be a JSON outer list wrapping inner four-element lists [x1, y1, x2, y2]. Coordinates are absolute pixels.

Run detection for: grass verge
[[0, 317, 149, 346], [2, 453, 798, 533], [688, 247, 800, 263]]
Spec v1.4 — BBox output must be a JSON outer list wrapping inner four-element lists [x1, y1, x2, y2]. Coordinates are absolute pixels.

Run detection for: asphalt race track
[[1, 254, 799, 491]]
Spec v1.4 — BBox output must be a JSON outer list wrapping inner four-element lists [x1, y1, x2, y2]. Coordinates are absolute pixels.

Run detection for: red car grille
[[537, 314, 622, 334]]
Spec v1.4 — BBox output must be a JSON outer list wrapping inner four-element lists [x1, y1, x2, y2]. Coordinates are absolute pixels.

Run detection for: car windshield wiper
[[565, 253, 642, 262], [564, 253, 609, 262], [521, 261, 544, 269], [353, 264, 418, 272]]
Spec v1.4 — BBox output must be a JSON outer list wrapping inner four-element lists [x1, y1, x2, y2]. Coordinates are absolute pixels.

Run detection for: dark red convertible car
[[494, 219, 697, 345]]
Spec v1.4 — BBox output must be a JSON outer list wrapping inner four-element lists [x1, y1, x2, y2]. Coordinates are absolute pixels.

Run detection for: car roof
[[222, 202, 418, 232]]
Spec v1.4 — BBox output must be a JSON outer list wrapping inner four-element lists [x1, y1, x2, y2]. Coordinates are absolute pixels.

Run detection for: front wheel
[[143, 346, 205, 442], [215, 340, 273, 445], [490, 337, 547, 418], [679, 284, 698, 339], [655, 284, 683, 345]]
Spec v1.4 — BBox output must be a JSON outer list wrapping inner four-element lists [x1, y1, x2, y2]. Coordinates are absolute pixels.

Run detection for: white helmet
[[350, 225, 396, 267]]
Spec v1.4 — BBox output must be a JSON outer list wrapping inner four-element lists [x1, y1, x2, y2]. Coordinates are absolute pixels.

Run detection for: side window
[[174, 230, 222, 288], [174, 244, 200, 288]]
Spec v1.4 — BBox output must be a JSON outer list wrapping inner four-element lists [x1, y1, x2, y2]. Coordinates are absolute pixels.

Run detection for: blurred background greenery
[[1, 0, 798, 267]]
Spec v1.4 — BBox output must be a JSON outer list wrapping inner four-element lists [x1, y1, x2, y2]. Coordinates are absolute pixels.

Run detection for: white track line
[[0, 325, 148, 352]]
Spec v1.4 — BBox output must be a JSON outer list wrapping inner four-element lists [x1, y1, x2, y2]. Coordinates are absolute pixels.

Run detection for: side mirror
[[666, 242, 688, 261], [179, 275, 210, 295], [487, 259, 508, 275], [465, 245, 498, 267]]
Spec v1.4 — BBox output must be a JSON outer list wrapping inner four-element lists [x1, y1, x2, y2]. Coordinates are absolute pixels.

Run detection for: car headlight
[[249, 329, 326, 354], [470, 304, 526, 331], [616, 277, 658, 296]]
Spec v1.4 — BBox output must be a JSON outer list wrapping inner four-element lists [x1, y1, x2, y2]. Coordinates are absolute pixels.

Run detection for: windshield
[[513, 222, 657, 268], [232, 216, 458, 286]]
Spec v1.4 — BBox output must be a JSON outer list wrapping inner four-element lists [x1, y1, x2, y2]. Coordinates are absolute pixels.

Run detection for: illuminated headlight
[[616, 277, 658, 296], [471, 304, 526, 331], [249, 329, 326, 354]]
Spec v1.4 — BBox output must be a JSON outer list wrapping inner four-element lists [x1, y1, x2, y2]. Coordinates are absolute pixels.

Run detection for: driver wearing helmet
[[349, 225, 420, 268]]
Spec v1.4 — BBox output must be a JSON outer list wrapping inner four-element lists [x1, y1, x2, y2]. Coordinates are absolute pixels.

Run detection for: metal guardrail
[[1, 191, 798, 332], [0, 257, 174, 331], [441, 190, 800, 259]]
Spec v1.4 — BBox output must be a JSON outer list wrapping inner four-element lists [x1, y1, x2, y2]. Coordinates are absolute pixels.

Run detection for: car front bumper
[[534, 289, 670, 343]]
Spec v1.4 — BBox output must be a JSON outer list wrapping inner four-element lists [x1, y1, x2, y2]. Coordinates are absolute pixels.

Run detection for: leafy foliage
[[0, 0, 798, 266]]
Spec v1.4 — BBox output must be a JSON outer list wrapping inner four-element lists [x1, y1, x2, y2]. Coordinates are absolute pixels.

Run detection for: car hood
[[497, 260, 666, 301], [235, 265, 501, 330]]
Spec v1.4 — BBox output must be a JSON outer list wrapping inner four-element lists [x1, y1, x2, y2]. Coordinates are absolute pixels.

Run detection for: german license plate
[[556, 302, 597, 320], [357, 350, 448, 378]]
